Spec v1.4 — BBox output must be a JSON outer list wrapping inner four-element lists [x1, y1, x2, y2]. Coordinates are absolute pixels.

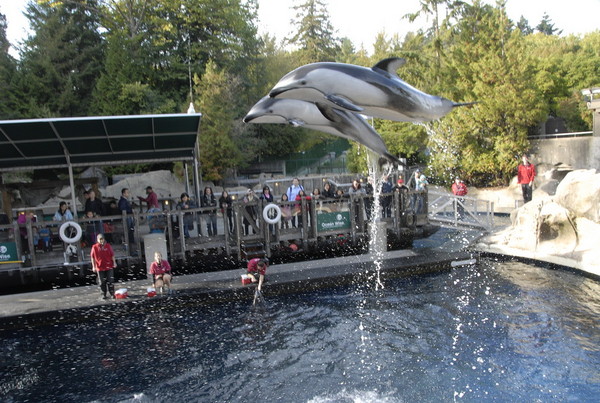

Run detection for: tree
[[536, 13, 562, 36], [17, 0, 104, 117], [196, 60, 242, 182], [287, 0, 339, 64], [0, 10, 19, 119], [516, 16, 532, 35], [429, 1, 545, 186]]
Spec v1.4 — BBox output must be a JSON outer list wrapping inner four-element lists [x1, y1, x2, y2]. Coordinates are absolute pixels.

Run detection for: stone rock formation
[[479, 169, 600, 274]]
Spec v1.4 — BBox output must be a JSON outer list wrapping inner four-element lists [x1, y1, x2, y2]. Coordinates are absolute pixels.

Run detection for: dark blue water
[[1, 259, 599, 402]]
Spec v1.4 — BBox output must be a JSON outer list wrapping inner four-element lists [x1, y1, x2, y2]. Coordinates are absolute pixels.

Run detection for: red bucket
[[115, 288, 128, 299]]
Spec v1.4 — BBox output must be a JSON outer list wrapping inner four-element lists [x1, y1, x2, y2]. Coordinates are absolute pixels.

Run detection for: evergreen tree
[[536, 13, 562, 36], [430, 1, 545, 186], [287, 0, 339, 64], [0, 10, 19, 119], [516, 15, 532, 35], [196, 60, 242, 182], [17, 0, 104, 117]]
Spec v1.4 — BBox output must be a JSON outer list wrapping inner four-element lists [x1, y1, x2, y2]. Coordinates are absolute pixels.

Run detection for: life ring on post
[[59, 221, 83, 243], [263, 203, 282, 225]]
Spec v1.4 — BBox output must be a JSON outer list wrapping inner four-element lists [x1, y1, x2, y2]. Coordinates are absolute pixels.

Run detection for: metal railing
[[428, 191, 495, 231]]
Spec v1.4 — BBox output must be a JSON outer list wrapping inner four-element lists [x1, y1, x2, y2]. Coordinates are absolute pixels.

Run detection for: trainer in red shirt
[[247, 258, 268, 291], [90, 234, 116, 299], [138, 186, 160, 210], [517, 154, 536, 203], [149, 251, 172, 294]]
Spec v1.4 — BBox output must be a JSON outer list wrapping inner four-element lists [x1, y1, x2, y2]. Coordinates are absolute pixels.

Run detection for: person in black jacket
[[322, 182, 336, 199], [219, 190, 234, 234], [201, 187, 218, 236]]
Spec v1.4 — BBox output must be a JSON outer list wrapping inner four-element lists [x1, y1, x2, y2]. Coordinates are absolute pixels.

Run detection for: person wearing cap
[[247, 257, 268, 291], [138, 186, 159, 210], [411, 169, 427, 213], [451, 177, 468, 219], [90, 233, 116, 300], [393, 178, 409, 212], [517, 154, 536, 203]]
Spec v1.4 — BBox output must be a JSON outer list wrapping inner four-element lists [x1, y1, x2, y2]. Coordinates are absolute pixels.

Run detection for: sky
[[2, 0, 599, 57]]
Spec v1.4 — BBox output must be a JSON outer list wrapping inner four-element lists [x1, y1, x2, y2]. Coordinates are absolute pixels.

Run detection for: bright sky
[[2, 0, 599, 57]]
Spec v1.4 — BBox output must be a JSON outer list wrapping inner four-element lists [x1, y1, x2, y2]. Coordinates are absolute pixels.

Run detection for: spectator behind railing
[[53, 201, 73, 222], [280, 194, 292, 229], [201, 187, 218, 237], [177, 192, 197, 239], [219, 190, 234, 234]]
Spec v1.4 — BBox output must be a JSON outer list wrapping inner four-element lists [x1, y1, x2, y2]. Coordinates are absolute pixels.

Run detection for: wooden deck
[[0, 192, 431, 289]]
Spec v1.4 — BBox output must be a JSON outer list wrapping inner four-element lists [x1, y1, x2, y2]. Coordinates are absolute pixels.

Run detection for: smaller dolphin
[[269, 58, 470, 123], [244, 97, 399, 163]]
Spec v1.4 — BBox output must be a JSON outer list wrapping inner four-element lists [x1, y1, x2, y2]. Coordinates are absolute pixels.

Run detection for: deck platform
[[0, 248, 474, 330]]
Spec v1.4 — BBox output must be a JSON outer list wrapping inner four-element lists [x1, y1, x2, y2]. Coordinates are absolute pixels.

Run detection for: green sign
[[317, 211, 351, 232], [0, 242, 20, 264]]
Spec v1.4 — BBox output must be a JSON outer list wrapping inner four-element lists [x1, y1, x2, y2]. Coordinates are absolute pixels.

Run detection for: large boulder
[[101, 170, 185, 201], [554, 169, 600, 223]]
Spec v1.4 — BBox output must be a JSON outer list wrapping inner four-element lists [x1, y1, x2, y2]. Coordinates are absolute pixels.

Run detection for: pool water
[[1, 259, 599, 402]]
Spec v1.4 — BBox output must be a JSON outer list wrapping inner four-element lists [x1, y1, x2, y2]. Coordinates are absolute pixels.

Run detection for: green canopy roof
[[0, 114, 202, 172]]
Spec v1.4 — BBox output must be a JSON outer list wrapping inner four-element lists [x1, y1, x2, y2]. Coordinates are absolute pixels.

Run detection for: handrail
[[428, 191, 495, 231]]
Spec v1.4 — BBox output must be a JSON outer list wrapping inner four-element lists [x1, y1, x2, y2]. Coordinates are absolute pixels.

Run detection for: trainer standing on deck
[[138, 186, 160, 210], [247, 258, 268, 292], [517, 154, 536, 204], [90, 234, 116, 299]]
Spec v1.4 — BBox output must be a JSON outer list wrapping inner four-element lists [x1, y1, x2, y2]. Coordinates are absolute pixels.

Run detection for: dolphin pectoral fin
[[325, 94, 363, 112], [315, 102, 343, 123], [288, 118, 306, 127], [372, 57, 407, 79]]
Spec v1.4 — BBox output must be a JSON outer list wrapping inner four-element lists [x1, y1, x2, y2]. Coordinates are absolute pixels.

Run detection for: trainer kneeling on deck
[[90, 233, 116, 300], [150, 251, 172, 295], [247, 258, 268, 292]]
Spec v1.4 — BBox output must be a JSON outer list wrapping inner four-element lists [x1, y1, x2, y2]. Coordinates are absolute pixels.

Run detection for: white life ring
[[263, 203, 282, 224], [59, 221, 82, 243]]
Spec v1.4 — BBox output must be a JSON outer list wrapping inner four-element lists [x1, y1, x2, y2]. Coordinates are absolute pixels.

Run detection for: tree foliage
[[17, 0, 104, 117], [196, 60, 242, 182], [0, 0, 597, 187], [287, 0, 339, 64]]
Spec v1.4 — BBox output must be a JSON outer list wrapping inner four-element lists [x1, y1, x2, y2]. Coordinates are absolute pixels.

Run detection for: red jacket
[[452, 182, 468, 196], [518, 163, 536, 184], [150, 259, 171, 275], [90, 243, 115, 271]]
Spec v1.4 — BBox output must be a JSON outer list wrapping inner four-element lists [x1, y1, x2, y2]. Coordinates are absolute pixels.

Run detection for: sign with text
[[0, 242, 20, 264], [317, 211, 351, 232]]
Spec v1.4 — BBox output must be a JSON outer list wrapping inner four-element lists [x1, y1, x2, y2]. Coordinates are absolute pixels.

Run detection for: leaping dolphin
[[269, 57, 469, 123], [244, 97, 399, 163]]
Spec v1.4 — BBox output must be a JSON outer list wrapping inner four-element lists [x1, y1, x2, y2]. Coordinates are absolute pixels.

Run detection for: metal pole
[[65, 152, 78, 217], [193, 143, 202, 204]]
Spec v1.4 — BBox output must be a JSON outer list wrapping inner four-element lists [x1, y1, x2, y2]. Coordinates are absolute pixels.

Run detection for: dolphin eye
[[268, 109, 273, 113], [301, 80, 307, 85]]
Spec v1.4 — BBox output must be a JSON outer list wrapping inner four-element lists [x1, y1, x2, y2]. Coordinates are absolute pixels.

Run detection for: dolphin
[[268, 57, 470, 123], [244, 96, 399, 163]]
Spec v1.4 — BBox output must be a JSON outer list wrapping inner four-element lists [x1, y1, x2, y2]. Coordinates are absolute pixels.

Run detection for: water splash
[[365, 149, 393, 291]]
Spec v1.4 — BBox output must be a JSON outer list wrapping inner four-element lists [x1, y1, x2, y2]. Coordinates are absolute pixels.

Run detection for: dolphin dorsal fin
[[372, 57, 406, 79]]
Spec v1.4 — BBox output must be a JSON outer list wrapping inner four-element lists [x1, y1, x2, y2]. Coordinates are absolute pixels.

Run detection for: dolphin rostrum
[[244, 97, 399, 163], [269, 58, 467, 123]]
